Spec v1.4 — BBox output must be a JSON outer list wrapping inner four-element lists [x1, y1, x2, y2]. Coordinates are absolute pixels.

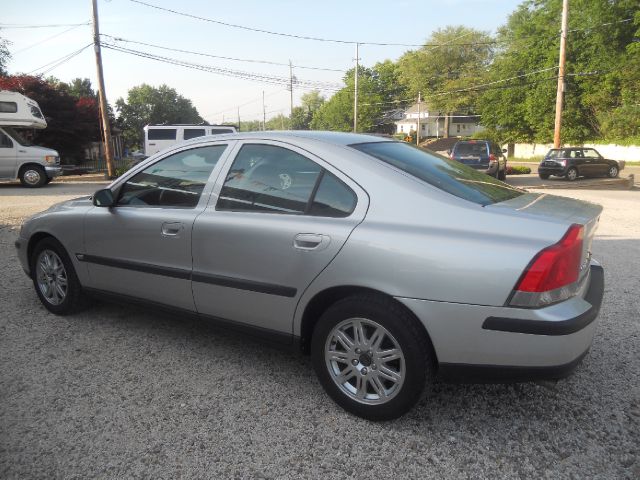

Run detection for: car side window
[[0, 131, 13, 148], [217, 144, 322, 214], [309, 172, 357, 217], [583, 149, 600, 159], [117, 145, 226, 208]]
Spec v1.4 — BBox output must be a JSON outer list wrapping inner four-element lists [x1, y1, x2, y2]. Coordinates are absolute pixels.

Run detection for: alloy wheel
[[36, 249, 68, 306], [324, 317, 405, 405]]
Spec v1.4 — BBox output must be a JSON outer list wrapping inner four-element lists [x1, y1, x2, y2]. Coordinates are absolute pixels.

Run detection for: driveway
[[1, 182, 638, 478]]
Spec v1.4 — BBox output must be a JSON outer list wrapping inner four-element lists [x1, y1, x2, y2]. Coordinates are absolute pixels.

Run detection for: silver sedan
[[15, 131, 605, 420]]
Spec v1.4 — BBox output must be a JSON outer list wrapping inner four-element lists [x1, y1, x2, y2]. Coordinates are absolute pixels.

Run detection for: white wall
[[512, 143, 640, 161]]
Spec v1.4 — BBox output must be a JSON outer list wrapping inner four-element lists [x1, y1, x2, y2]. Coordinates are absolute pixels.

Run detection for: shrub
[[506, 165, 531, 175]]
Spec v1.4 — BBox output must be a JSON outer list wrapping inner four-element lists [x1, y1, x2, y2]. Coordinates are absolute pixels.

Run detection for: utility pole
[[416, 92, 421, 146], [289, 60, 294, 129], [262, 90, 266, 131], [237, 107, 240, 132], [353, 43, 359, 133], [553, 0, 569, 148], [91, 0, 115, 178]]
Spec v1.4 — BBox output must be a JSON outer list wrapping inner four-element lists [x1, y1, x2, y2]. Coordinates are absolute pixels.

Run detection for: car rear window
[[351, 141, 523, 206], [453, 142, 488, 156]]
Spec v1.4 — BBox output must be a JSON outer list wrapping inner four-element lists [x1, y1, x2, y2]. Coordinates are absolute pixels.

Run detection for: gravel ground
[[1, 183, 638, 479]]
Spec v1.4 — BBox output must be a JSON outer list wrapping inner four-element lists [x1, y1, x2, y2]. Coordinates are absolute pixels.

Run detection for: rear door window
[[351, 141, 523, 206], [217, 144, 321, 214]]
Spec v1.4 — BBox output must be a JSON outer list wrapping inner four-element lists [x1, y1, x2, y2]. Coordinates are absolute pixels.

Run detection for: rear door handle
[[293, 233, 330, 251], [161, 222, 184, 237]]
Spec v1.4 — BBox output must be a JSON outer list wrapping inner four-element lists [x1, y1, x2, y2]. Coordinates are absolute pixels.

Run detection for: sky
[[2, 0, 524, 124]]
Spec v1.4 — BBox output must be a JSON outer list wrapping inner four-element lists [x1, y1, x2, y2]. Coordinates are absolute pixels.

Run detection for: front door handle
[[161, 221, 184, 237], [293, 233, 330, 251]]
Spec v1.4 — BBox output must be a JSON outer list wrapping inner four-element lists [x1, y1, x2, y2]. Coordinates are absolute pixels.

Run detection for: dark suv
[[538, 148, 624, 181], [449, 140, 507, 180]]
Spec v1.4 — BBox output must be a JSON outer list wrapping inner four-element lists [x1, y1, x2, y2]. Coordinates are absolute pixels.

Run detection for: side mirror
[[93, 188, 115, 207], [502, 149, 507, 153]]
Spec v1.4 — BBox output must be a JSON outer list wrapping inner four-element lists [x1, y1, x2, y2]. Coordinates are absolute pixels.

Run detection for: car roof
[[181, 130, 393, 148]]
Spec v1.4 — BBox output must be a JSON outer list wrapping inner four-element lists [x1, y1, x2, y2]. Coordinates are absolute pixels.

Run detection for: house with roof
[[395, 103, 482, 138]]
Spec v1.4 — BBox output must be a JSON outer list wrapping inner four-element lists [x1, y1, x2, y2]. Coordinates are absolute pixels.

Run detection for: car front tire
[[19, 165, 47, 188], [498, 168, 506, 181], [607, 165, 619, 178], [30, 237, 85, 315], [311, 294, 433, 421]]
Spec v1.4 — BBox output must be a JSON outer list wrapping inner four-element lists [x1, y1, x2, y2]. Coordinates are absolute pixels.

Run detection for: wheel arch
[[298, 285, 438, 366], [27, 231, 59, 267]]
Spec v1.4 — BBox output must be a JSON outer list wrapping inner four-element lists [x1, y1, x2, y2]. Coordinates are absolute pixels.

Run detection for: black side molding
[[192, 272, 297, 298], [80, 254, 191, 280], [482, 264, 604, 336], [78, 254, 297, 298], [438, 349, 589, 384]]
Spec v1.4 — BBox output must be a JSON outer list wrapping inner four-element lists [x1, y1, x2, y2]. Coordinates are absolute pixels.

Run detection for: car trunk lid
[[487, 192, 602, 275]]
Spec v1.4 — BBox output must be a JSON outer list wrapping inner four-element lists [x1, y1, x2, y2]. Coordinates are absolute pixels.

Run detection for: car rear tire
[[311, 294, 433, 421], [20, 165, 47, 188], [566, 167, 578, 181], [30, 237, 85, 315], [607, 165, 619, 178], [539, 173, 550, 180]]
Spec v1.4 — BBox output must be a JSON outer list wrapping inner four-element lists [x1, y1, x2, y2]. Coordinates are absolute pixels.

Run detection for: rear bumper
[[396, 263, 604, 383], [538, 165, 568, 176]]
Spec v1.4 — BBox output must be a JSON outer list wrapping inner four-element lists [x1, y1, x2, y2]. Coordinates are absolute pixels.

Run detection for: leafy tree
[[0, 35, 10, 75], [397, 26, 494, 136], [266, 113, 290, 130], [478, 0, 639, 143], [116, 84, 203, 148], [61, 78, 97, 99], [0, 75, 101, 162], [291, 90, 325, 130], [311, 61, 407, 132]]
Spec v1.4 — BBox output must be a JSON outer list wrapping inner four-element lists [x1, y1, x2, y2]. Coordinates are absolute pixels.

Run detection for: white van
[[144, 124, 237, 157], [0, 91, 62, 187], [0, 90, 47, 129]]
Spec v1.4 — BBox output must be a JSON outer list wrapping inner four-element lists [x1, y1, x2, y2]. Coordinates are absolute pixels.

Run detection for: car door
[[82, 142, 233, 311], [0, 128, 16, 179], [191, 140, 368, 337], [582, 148, 607, 176]]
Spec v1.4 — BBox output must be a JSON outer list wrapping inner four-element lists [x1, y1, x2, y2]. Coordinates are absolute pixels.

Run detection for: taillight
[[489, 153, 497, 163], [510, 224, 585, 307]]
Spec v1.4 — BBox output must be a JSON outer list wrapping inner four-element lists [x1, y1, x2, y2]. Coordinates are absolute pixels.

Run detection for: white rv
[[144, 124, 237, 157], [0, 91, 62, 187]]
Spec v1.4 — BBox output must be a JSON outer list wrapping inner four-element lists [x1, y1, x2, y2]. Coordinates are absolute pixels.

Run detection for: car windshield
[[453, 142, 487, 156], [351, 141, 523, 206], [3, 127, 33, 146]]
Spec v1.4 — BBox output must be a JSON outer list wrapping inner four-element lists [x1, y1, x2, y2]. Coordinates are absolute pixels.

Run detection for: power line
[[0, 22, 90, 29], [101, 42, 345, 91], [127, 0, 499, 47], [100, 34, 346, 72], [12, 24, 88, 56], [27, 43, 93, 75], [567, 17, 634, 33], [204, 89, 285, 118]]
